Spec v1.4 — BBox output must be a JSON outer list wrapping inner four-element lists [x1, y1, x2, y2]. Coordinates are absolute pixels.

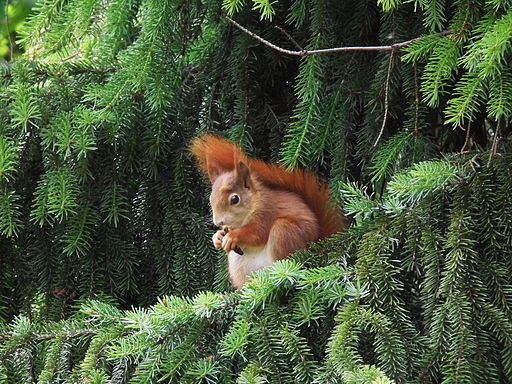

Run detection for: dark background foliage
[[1, 0, 512, 382]]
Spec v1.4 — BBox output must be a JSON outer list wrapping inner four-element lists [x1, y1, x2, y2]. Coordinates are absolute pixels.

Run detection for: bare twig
[[226, 17, 450, 56], [265, 103, 280, 127], [373, 54, 395, 147], [63, 51, 81, 62], [274, 26, 304, 52], [488, 119, 501, 166], [461, 121, 471, 153], [208, 83, 217, 130], [414, 66, 420, 135]]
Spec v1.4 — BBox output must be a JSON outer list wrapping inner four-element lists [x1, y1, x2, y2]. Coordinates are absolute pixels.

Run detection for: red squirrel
[[191, 134, 346, 289]]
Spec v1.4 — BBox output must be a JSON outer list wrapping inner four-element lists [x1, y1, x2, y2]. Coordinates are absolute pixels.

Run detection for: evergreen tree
[[1, 0, 512, 382]]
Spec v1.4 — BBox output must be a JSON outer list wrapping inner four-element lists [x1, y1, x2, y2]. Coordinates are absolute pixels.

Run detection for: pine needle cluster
[[3, 154, 512, 382], [1, 0, 512, 382]]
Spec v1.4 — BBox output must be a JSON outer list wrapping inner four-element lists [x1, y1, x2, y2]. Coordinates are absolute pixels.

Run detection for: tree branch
[[0, 60, 115, 80], [274, 26, 304, 51], [226, 17, 450, 56], [413, 66, 420, 135], [460, 121, 471, 153], [0, 330, 97, 361], [373, 53, 395, 147], [488, 119, 501, 166]]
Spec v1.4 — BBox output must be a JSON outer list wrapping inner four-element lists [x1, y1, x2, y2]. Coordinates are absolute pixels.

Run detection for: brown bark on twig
[[373, 54, 395, 147], [461, 122, 472, 153], [488, 119, 501, 165], [274, 26, 304, 52], [226, 17, 450, 57]]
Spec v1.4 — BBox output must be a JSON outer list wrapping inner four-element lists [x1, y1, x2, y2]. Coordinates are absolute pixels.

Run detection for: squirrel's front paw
[[212, 230, 225, 249], [221, 231, 239, 253]]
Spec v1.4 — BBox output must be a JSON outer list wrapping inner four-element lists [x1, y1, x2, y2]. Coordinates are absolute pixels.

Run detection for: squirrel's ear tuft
[[206, 159, 222, 183], [236, 161, 252, 189]]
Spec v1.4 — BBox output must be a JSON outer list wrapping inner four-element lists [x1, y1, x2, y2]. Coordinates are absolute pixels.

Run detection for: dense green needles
[[1, 0, 512, 382]]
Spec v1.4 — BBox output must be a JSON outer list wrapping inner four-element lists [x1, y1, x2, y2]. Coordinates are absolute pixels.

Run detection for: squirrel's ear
[[236, 161, 252, 189], [206, 159, 221, 183]]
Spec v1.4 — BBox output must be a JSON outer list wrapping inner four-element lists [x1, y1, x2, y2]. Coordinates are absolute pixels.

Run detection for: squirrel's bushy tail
[[190, 134, 346, 239]]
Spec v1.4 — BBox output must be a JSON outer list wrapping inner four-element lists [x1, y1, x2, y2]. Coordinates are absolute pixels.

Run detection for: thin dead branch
[[226, 17, 450, 56], [373, 54, 395, 147]]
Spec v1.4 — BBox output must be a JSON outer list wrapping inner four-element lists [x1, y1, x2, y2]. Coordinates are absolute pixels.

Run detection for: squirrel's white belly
[[228, 246, 273, 289]]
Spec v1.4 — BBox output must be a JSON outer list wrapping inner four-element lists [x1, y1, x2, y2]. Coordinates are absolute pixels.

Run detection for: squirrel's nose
[[214, 219, 224, 227]]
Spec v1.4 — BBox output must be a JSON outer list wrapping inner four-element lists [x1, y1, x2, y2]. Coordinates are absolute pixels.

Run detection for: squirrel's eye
[[230, 194, 240, 205]]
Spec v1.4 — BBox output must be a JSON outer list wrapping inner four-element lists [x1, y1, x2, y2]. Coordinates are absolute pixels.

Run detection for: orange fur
[[191, 134, 346, 238], [191, 134, 347, 288]]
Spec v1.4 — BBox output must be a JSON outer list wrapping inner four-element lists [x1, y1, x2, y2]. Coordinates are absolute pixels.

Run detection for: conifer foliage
[[2, 0, 512, 383]]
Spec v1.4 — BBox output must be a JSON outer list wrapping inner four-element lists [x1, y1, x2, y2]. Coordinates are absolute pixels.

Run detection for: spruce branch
[[3, 1, 512, 381], [226, 17, 450, 56], [0, 330, 97, 361], [31, 330, 97, 343], [0, 60, 115, 79]]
